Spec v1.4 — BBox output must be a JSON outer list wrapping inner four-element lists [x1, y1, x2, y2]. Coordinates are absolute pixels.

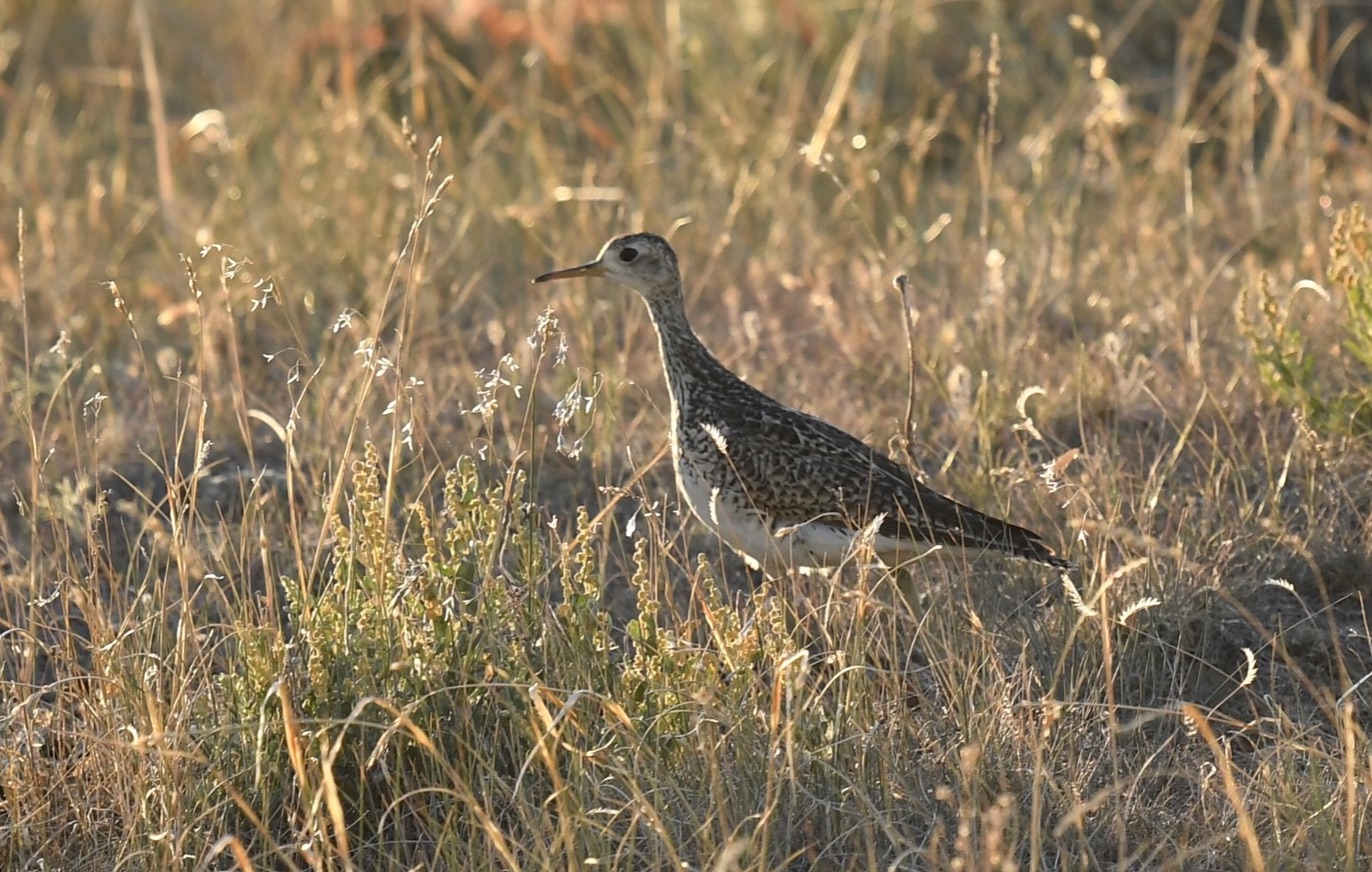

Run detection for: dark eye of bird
[[618, 247, 639, 263]]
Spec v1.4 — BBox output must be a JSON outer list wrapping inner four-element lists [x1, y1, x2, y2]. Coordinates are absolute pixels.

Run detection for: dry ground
[[2, 1, 1372, 869]]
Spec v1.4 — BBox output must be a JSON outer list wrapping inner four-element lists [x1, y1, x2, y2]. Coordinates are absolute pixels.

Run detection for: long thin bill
[[532, 261, 605, 283]]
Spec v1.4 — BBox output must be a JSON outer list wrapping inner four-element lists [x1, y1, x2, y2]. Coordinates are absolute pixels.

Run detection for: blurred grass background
[[1, 0, 1371, 869]]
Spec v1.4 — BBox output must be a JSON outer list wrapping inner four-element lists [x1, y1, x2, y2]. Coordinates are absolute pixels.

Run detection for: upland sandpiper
[[534, 233, 1073, 574]]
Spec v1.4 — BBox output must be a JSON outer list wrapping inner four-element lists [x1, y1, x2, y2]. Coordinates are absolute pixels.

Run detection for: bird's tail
[[897, 488, 1075, 570], [963, 511, 1075, 570]]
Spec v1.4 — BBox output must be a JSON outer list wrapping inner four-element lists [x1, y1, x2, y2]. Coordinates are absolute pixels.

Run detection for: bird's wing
[[688, 402, 1070, 567]]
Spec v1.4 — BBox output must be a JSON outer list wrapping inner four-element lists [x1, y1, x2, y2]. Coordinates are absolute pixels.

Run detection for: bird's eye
[[618, 247, 639, 263]]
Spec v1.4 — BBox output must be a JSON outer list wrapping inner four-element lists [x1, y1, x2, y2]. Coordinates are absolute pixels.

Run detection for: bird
[[532, 232, 1073, 574]]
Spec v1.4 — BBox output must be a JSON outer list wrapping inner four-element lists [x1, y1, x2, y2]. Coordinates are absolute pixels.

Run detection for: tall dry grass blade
[[1181, 703, 1267, 872], [131, 0, 178, 233]]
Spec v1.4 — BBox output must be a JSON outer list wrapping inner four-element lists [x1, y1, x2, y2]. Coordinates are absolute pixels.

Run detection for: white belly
[[675, 457, 777, 566], [674, 454, 909, 574]]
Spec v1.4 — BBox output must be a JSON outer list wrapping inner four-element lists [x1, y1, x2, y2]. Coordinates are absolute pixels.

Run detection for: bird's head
[[533, 232, 682, 304]]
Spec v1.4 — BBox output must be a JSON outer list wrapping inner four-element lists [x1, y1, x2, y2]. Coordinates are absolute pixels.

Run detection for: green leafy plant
[[1242, 203, 1372, 435]]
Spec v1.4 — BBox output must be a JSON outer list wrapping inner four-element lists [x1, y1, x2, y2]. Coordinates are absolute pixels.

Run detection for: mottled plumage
[[533, 232, 1072, 574]]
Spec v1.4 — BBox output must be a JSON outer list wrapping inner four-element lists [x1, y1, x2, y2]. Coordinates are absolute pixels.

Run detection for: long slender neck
[[643, 290, 740, 417]]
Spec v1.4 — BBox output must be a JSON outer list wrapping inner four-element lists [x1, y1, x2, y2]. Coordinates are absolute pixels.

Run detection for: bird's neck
[[643, 291, 741, 417]]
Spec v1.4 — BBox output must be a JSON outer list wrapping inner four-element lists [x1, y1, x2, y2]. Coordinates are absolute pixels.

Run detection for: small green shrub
[[1242, 203, 1372, 435]]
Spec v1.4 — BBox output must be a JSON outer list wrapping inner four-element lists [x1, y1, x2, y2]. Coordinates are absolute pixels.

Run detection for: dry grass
[[2, 0, 1371, 869]]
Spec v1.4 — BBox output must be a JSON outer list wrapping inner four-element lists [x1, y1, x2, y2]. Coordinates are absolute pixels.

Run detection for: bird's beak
[[532, 258, 606, 283]]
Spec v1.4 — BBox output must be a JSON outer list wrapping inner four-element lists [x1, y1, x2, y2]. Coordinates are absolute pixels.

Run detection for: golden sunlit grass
[[1, 1, 1371, 869]]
